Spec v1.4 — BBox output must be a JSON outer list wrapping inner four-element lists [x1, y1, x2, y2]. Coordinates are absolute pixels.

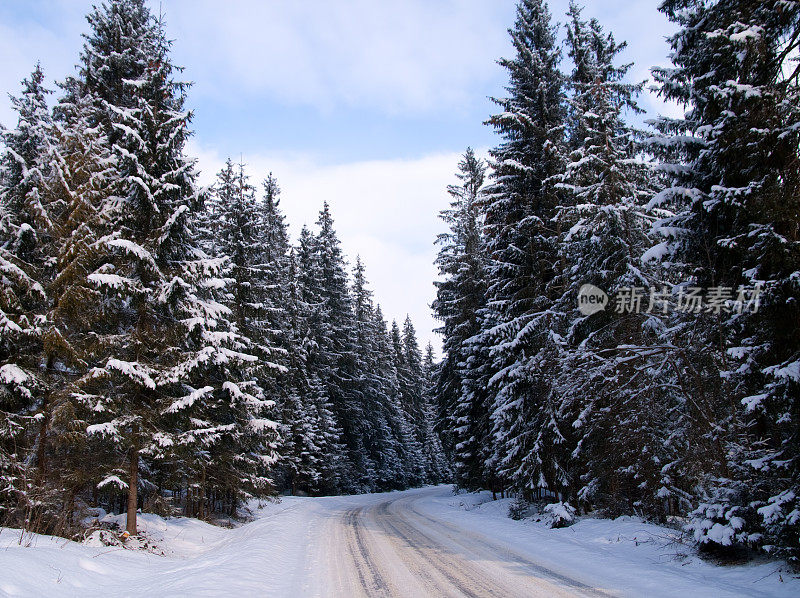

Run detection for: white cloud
[[189, 140, 464, 354], [0, 0, 511, 123], [0, 1, 681, 127], [166, 0, 513, 115]]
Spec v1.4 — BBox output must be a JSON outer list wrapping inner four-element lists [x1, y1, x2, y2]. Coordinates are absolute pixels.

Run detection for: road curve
[[322, 487, 612, 598]]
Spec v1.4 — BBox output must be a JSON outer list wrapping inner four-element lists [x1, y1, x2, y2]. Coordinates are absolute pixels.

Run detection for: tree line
[[0, 0, 446, 538], [433, 0, 800, 564]]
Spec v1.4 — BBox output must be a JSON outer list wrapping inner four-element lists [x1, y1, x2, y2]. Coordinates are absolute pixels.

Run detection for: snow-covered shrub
[[686, 498, 760, 561], [756, 490, 799, 564], [543, 501, 576, 528], [687, 502, 747, 546]]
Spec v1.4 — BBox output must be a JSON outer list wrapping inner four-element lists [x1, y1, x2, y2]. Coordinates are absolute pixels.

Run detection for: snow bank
[[0, 498, 316, 597], [417, 489, 799, 598]]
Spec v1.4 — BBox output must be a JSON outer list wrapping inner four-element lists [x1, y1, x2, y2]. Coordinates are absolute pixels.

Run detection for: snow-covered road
[[1, 485, 798, 597], [321, 488, 599, 597]]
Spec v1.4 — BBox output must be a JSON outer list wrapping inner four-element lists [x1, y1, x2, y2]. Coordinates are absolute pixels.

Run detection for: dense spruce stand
[[0, 0, 445, 537], [1, 0, 798, 572], [433, 0, 800, 566]]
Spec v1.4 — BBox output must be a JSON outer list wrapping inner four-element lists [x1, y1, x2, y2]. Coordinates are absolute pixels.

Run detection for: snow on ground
[[414, 490, 799, 598], [0, 486, 798, 597], [0, 498, 317, 597]]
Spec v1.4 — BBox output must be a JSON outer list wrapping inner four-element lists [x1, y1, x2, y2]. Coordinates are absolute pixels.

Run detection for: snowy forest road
[[4, 485, 792, 597], [321, 487, 605, 597]]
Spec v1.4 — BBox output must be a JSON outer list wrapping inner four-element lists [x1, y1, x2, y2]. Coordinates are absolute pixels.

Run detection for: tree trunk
[[126, 446, 139, 536]]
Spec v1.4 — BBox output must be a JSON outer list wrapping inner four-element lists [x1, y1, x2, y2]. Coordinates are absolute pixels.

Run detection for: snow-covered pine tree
[[196, 158, 232, 258], [209, 157, 264, 349], [258, 172, 292, 370], [0, 65, 58, 251], [421, 343, 450, 484], [295, 224, 347, 493], [0, 66, 111, 533], [312, 203, 376, 490], [551, 2, 668, 517], [386, 320, 422, 485], [274, 246, 321, 495], [449, 306, 497, 492], [349, 258, 383, 487], [479, 0, 568, 499], [195, 158, 283, 514], [432, 147, 487, 462], [64, 0, 276, 533], [371, 305, 414, 489], [651, 0, 800, 561], [0, 64, 59, 527], [237, 173, 318, 496], [57, 0, 163, 532], [399, 316, 428, 485], [351, 258, 409, 490], [35, 82, 126, 531]]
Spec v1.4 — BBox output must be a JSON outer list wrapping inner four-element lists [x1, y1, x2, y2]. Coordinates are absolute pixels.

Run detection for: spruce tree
[[652, 0, 800, 560], [312, 203, 376, 490], [64, 0, 274, 533], [351, 259, 413, 490], [295, 224, 347, 493], [551, 2, 666, 516], [195, 158, 283, 512], [432, 148, 488, 481], [399, 316, 428, 484], [42, 83, 123, 530], [372, 305, 414, 489], [0, 65, 59, 526], [274, 248, 318, 495], [421, 343, 450, 483], [251, 177, 320, 496], [479, 0, 567, 498], [386, 319, 422, 486], [258, 172, 292, 377]]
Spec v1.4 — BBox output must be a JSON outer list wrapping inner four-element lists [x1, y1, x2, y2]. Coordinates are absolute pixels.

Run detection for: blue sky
[[0, 0, 677, 352]]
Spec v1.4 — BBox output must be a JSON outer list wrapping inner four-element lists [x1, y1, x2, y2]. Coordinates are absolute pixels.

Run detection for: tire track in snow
[[341, 506, 393, 597], [371, 500, 498, 597], [329, 490, 608, 597], [402, 495, 613, 597]]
